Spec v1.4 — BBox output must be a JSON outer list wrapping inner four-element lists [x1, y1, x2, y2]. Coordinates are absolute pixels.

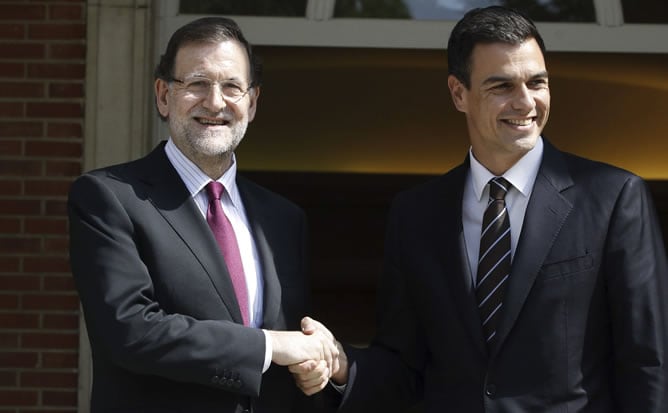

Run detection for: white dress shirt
[[463, 137, 544, 286], [164, 138, 272, 371]]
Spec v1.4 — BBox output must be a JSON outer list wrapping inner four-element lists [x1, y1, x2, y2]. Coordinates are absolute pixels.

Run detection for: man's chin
[[512, 134, 539, 150], [190, 134, 243, 155], [198, 144, 238, 158]]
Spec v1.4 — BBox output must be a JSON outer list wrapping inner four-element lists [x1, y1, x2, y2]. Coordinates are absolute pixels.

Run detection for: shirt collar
[[469, 136, 544, 201], [165, 138, 242, 208]]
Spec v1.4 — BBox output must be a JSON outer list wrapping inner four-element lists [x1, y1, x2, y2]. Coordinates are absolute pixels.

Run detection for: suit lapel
[[237, 177, 282, 330], [450, 231, 488, 358], [435, 163, 488, 358], [492, 142, 574, 356], [139, 143, 245, 324]]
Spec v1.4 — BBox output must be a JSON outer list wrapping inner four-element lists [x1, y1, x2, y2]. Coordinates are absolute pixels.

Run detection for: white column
[[80, 1, 155, 411], [84, 0, 154, 172]]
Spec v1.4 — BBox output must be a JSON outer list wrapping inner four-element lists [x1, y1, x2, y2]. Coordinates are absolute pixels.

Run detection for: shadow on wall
[[238, 47, 668, 179], [242, 171, 668, 347]]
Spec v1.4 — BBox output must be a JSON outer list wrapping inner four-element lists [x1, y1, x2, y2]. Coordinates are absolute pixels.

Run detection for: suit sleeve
[[605, 175, 668, 412], [68, 173, 267, 396], [339, 196, 424, 412]]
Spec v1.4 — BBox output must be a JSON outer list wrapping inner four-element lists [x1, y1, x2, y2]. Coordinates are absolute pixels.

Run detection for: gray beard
[[171, 119, 248, 159]]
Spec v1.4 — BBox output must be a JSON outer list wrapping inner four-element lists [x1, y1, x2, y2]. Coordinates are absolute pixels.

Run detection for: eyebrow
[[482, 70, 549, 85], [180, 73, 245, 82], [180, 72, 208, 79]]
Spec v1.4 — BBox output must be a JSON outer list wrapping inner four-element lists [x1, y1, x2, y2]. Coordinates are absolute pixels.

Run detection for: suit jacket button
[[485, 384, 496, 398]]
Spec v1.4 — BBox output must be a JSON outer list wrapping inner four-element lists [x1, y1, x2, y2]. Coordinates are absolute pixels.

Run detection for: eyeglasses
[[167, 76, 253, 103]]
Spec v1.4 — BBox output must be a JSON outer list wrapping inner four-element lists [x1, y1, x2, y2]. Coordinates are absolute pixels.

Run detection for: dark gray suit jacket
[[339, 140, 668, 413], [68, 142, 311, 412]]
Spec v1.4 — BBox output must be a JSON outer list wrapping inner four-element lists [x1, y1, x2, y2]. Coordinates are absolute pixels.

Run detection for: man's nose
[[202, 83, 227, 112], [511, 84, 535, 111]]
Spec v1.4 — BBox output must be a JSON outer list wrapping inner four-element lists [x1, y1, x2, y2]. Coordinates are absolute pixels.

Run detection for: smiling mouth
[[504, 118, 534, 126], [195, 117, 229, 126]]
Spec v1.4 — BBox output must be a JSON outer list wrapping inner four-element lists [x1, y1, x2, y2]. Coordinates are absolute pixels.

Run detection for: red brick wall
[[0, 1, 85, 411]]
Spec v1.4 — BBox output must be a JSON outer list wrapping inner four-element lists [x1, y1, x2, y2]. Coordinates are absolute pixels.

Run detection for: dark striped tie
[[476, 177, 511, 345]]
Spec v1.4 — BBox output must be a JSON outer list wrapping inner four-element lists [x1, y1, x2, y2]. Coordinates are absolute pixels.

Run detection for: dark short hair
[[154, 16, 262, 87], [447, 6, 546, 88]]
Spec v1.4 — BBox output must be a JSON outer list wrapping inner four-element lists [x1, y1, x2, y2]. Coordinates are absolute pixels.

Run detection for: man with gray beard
[[68, 17, 338, 412]]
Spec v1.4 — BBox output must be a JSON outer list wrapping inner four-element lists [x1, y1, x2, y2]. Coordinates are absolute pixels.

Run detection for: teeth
[[198, 118, 225, 125], [506, 119, 532, 126]]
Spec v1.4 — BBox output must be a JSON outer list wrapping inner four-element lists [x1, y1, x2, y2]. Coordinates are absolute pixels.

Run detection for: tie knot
[[205, 181, 225, 201], [489, 177, 510, 200]]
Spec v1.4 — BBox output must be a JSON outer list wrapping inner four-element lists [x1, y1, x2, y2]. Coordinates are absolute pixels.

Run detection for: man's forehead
[[470, 40, 546, 74], [173, 40, 250, 73]]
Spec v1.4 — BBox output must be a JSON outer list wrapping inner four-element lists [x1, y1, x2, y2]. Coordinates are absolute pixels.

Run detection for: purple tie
[[205, 181, 249, 326]]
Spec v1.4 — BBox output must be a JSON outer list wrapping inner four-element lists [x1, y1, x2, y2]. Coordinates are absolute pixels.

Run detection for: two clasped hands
[[267, 317, 347, 395]]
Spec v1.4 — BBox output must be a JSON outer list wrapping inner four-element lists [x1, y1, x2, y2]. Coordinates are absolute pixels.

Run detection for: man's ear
[[247, 86, 261, 123], [448, 74, 467, 113], [155, 78, 170, 119]]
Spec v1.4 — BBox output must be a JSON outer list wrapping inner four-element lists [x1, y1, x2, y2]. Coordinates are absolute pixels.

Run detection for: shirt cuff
[[330, 381, 347, 394], [262, 329, 272, 373]]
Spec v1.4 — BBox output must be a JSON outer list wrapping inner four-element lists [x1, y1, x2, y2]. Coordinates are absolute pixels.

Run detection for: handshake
[[267, 317, 348, 395]]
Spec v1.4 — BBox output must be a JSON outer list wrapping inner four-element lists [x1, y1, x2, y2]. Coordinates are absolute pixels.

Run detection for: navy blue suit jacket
[[340, 140, 668, 413]]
